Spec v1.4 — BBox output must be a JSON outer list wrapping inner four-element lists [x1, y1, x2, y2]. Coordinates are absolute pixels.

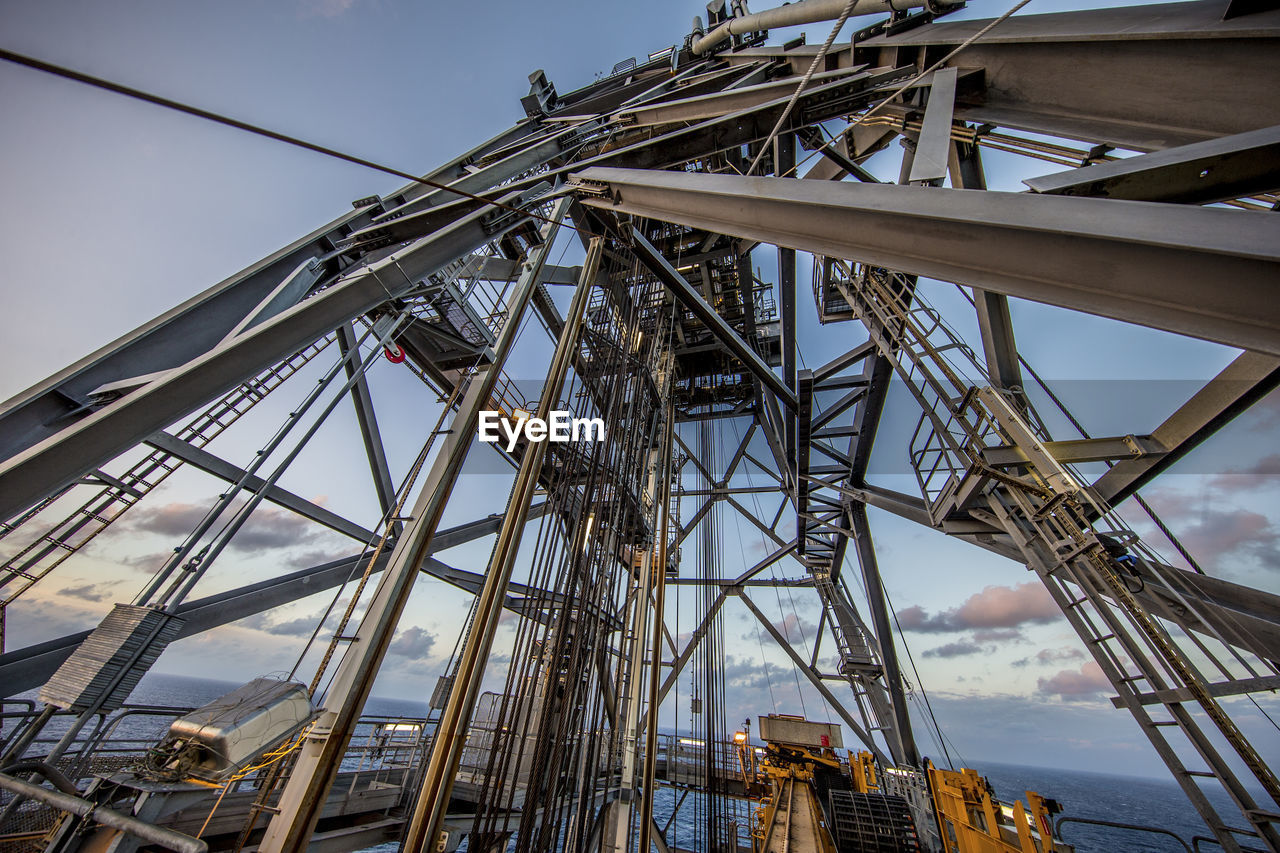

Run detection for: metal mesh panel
[[38, 604, 184, 712]]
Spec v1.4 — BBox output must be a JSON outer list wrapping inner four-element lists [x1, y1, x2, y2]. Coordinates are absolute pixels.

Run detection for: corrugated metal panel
[[39, 604, 185, 712]]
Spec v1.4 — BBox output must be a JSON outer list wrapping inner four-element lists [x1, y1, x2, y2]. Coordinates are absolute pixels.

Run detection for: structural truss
[[1, 1, 1279, 852]]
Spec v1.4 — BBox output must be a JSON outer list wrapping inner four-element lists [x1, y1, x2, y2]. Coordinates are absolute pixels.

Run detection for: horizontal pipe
[[693, 0, 959, 54], [0, 771, 207, 853]]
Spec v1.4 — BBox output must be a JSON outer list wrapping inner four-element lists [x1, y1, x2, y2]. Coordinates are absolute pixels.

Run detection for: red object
[[384, 343, 406, 364], [820, 735, 830, 747]]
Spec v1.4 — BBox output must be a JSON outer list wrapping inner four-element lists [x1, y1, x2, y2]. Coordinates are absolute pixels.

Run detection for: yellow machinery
[[847, 750, 1072, 853], [738, 715, 1073, 853], [924, 763, 1067, 853], [740, 715, 921, 853]]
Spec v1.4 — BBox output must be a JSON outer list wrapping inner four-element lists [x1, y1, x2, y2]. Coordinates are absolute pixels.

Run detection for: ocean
[[11, 673, 1256, 852]]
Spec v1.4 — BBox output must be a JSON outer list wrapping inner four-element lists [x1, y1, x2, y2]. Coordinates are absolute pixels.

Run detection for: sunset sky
[[2, 0, 1277, 780]]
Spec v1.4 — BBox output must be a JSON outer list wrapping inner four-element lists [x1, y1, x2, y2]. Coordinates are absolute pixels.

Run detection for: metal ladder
[[0, 336, 335, 639], [839, 265, 1280, 853]]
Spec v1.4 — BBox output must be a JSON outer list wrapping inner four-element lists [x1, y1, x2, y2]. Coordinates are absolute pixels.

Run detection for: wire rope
[[0, 48, 584, 234]]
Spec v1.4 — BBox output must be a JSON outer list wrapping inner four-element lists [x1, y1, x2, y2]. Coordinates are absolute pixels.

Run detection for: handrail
[[0, 771, 207, 853], [1056, 815, 1192, 852]]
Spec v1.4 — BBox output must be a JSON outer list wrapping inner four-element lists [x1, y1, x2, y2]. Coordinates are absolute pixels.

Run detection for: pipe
[[692, 0, 960, 55], [0, 760, 78, 795], [401, 238, 606, 853], [0, 771, 208, 853]]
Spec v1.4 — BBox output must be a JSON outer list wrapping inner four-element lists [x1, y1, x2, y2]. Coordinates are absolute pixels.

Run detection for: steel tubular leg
[[638, 401, 675, 853], [401, 237, 604, 853], [257, 199, 574, 853]]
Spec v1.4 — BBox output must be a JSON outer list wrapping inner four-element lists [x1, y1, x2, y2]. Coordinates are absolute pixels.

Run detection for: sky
[[2, 0, 1278, 790]]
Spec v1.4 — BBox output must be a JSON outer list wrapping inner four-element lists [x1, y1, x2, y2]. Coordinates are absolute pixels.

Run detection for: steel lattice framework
[[1, 2, 1279, 852]]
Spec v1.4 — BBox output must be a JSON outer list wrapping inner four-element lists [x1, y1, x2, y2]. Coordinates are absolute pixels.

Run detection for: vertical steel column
[[258, 199, 572, 853], [615, 357, 674, 853], [847, 503, 920, 767], [948, 139, 1025, 396], [401, 237, 604, 853], [776, 132, 798, 471], [638, 400, 675, 853]]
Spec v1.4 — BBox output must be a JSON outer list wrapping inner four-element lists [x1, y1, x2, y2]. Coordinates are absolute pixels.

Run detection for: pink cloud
[[1038, 661, 1110, 699], [896, 582, 1060, 633], [1206, 454, 1280, 493]]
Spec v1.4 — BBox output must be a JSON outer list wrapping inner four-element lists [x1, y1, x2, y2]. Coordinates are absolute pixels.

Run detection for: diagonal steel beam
[[1024, 124, 1280, 204], [0, 203, 526, 524], [144, 432, 377, 543], [629, 228, 798, 410], [1092, 351, 1280, 506], [336, 324, 397, 519], [737, 590, 889, 765], [0, 506, 547, 696], [576, 167, 1280, 355]]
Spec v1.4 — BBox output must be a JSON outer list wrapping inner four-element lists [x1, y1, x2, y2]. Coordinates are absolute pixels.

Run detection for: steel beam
[[336, 324, 397, 519], [258, 201, 568, 853], [948, 139, 1026, 396], [575, 167, 1280, 356], [0, 508, 545, 696], [0, 219, 350, 466], [908, 67, 957, 185], [982, 434, 1166, 468], [777, 132, 799, 478], [629, 228, 798, 409], [857, 2, 1280, 151], [400, 238, 602, 853], [737, 591, 889, 766], [847, 504, 919, 767], [0, 116, 536, 467], [618, 66, 864, 127], [1092, 351, 1280, 505], [144, 432, 377, 543], [1025, 124, 1280, 204], [0, 201, 527, 524]]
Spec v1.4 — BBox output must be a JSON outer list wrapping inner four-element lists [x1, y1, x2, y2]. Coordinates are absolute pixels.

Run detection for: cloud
[[1206, 454, 1280, 493], [388, 626, 436, 659], [972, 629, 1025, 643], [262, 615, 327, 638], [1038, 661, 1111, 699], [238, 599, 361, 639], [768, 613, 817, 643], [1013, 646, 1085, 668], [923, 640, 985, 659], [721, 654, 775, 690], [123, 550, 181, 573], [57, 583, 114, 602], [128, 502, 210, 538], [1177, 509, 1278, 567], [299, 0, 360, 17], [895, 583, 1060, 633], [1036, 647, 1085, 665], [128, 501, 321, 552], [1137, 487, 1280, 577]]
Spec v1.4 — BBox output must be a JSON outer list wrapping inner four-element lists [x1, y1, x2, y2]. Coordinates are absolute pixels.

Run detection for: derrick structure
[[0, 1, 1279, 852]]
